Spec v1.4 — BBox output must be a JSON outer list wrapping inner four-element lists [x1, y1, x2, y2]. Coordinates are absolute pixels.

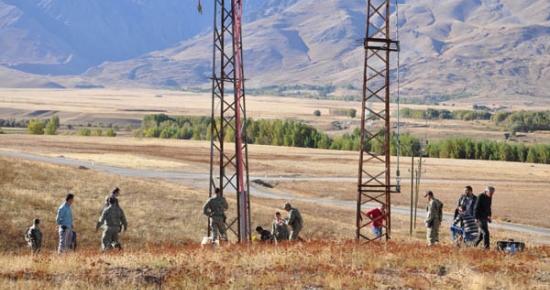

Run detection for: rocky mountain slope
[[0, 0, 548, 100]]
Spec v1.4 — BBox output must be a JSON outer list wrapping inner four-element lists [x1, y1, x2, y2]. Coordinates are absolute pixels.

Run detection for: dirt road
[[3, 149, 549, 240]]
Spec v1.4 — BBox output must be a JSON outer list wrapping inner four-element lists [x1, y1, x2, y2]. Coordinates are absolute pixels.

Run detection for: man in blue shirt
[[56, 194, 74, 254]]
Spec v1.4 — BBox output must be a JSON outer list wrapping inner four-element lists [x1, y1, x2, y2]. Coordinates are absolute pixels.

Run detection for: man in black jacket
[[473, 186, 495, 249], [454, 185, 477, 221]]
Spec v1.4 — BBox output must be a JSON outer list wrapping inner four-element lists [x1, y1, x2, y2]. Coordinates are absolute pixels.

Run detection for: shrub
[[313, 110, 321, 117], [78, 128, 91, 136], [51, 115, 60, 129], [106, 128, 116, 137], [0, 127, 4, 134], [67, 124, 73, 130], [45, 122, 57, 135], [91, 129, 102, 136], [27, 120, 44, 135]]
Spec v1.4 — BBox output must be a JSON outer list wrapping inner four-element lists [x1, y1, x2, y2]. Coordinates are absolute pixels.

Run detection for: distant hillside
[[0, 0, 549, 102]]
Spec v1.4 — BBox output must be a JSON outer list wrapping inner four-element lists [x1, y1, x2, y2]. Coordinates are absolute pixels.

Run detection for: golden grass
[[1, 147, 550, 288], [4, 134, 549, 229]]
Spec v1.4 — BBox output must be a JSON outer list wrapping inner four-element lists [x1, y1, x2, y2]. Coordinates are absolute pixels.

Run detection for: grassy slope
[[1, 155, 550, 289]]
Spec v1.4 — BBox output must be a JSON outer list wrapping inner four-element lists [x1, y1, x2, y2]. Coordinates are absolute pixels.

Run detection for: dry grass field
[[1, 89, 550, 288], [0, 149, 550, 289], [2, 88, 550, 143]]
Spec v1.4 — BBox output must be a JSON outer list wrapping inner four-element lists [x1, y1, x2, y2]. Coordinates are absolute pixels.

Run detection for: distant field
[[2, 88, 550, 144], [1, 134, 549, 231]]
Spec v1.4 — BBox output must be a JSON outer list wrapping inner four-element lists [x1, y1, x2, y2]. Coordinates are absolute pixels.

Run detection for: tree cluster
[[426, 138, 549, 164], [492, 110, 550, 134], [399, 108, 491, 121]]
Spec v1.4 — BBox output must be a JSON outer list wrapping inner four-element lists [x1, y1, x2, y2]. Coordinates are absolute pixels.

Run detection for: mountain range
[[0, 0, 549, 101]]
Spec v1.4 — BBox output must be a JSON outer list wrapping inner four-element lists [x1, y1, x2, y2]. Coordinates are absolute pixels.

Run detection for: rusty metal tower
[[356, 0, 399, 242], [206, 0, 251, 243]]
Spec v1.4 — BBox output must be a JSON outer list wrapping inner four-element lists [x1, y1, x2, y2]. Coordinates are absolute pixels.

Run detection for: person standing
[[96, 197, 128, 251], [271, 211, 289, 242], [474, 186, 495, 249], [203, 188, 229, 243], [56, 194, 74, 254], [284, 202, 303, 241], [365, 204, 386, 238], [424, 191, 443, 246], [453, 185, 477, 221], [25, 218, 42, 254]]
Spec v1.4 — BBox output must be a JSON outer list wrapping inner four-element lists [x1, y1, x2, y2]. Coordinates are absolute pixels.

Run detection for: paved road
[[2, 150, 549, 239]]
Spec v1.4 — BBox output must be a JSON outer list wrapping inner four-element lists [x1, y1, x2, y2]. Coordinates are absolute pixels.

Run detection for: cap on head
[[283, 202, 291, 209], [424, 190, 434, 197]]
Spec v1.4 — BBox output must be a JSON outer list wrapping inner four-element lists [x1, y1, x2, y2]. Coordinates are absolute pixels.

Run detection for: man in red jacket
[[365, 204, 386, 238]]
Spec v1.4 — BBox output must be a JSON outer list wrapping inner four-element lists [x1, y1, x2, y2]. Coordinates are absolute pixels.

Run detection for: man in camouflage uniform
[[271, 211, 289, 243], [424, 190, 444, 246], [284, 202, 303, 241], [25, 218, 42, 254], [203, 188, 228, 243], [96, 197, 127, 251]]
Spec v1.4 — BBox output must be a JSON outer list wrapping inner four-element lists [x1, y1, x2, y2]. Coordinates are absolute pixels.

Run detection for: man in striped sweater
[[450, 205, 478, 244]]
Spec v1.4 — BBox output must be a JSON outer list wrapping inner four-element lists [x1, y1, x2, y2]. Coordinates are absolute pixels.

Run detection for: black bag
[[70, 231, 77, 250]]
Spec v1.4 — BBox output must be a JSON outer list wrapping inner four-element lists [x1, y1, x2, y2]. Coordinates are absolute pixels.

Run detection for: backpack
[[438, 200, 444, 222], [70, 231, 77, 250]]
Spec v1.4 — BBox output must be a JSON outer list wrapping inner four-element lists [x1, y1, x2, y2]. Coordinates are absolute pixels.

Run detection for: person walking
[[283, 202, 303, 241], [96, 197, 128, 251], [203, 188, 229, 243], [365, 204, 386, 238], [453, 185, 477, 221], [474, 186, 495, 249], [424, 190, 443, 246], [271, 211, 289, 242], [56, 194, 74, 254], [25, 218, 42, 254]]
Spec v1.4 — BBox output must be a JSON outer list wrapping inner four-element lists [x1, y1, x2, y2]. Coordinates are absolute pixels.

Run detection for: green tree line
[[399, 108, 550, 134], [136, 114, 550, 165], [399, 108, 491, 121], [492, 110, 550, 134], [426, 138, 550, 164]]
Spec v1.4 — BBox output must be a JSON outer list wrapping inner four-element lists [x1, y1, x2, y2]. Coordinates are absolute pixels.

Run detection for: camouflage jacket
[[202, 195, 228, 218], [287, 208, 303, 230], [271, 220, 289, 241], [425, 198, 443, 226], [25, 225, 42, 247], [97, 205, 127, 229]]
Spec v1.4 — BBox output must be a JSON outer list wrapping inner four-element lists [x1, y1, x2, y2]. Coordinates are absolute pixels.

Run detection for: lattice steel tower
[[356, 0, 399, 242], [207, 0, 251, 242]]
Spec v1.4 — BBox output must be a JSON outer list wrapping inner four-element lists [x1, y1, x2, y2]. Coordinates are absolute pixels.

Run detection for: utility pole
[[356, 0, 399, 242], [206, 0, 251, 243]]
